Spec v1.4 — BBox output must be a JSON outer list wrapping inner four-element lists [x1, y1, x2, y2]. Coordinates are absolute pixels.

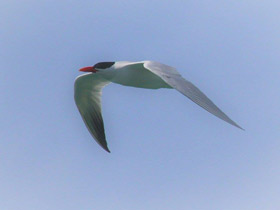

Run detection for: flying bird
[[74, 61, 243, 152]]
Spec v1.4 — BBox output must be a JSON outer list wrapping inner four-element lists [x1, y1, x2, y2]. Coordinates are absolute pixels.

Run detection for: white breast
[[107, 62, 171, 89]]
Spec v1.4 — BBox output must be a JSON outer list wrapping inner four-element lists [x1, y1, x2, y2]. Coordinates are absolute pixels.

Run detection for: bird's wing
[[143, 61, 243, 129], [74, 73, 111, 152]]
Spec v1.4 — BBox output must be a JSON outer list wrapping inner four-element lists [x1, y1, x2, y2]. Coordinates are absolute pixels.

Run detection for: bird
[[74, 61, 243, 153]]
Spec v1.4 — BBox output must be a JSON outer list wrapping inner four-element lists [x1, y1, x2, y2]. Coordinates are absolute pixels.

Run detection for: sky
[[1, 0, 280, 209]]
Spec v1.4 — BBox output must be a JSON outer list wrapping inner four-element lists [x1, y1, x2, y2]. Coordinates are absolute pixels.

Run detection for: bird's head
[[79, 62, 115, 73]]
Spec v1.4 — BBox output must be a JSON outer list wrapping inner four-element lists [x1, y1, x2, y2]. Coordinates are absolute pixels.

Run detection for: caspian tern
[[74, 61, 243, 152]]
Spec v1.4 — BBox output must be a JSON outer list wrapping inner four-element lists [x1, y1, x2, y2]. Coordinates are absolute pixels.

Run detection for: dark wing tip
[[233, 123, 245, 131], [102, 145, 111, 153], [237, 125, 245, 131], [226, 118, 245, 131]]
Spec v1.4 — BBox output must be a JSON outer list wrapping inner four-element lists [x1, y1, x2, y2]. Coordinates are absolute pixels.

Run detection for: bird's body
[[99, 61, 171, 89], [75, 61, 243, 152]]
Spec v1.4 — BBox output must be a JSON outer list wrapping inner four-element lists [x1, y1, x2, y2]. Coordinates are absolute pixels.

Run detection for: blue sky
[[1, 0, 280, 209]]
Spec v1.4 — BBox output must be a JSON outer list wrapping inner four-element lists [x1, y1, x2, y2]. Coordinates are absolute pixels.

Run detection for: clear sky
[[1, 0, 280, 209]]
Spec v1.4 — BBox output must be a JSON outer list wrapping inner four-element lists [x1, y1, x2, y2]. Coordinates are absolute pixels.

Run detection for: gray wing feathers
[[74, 74, 111, 152], [144, 61, 243, 130]]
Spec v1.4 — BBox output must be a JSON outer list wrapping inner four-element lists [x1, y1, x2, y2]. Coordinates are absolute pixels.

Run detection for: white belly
[[104, 63, 171, 89]]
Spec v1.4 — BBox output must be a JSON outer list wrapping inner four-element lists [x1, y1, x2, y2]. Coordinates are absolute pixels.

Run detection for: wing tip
[[102, 145, 111, 153], [229, 120, 245, 131], [236, 124, 245, 131]]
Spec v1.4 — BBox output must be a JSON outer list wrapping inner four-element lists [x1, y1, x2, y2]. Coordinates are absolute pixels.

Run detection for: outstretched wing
[[143, 61, 243, 129], [74, 73, 111, 152]]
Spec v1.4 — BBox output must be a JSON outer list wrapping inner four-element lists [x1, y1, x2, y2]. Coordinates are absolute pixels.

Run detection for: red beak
[[79, 66, 97, 72]]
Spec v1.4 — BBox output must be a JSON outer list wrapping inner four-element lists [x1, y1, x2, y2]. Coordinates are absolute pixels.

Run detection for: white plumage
[[75, 61, 243, 152]]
